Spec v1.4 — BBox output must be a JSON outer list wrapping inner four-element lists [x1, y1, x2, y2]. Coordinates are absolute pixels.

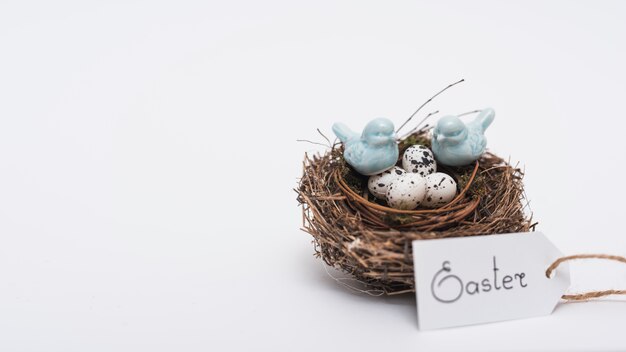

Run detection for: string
[[546, 254, 626, 301]]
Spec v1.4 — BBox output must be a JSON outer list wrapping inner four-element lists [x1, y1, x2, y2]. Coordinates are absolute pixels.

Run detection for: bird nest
[[296, 129, 535, 295]]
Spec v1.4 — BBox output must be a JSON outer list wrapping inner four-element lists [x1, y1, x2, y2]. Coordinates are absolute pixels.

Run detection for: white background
[[1, 1, 626, 351]]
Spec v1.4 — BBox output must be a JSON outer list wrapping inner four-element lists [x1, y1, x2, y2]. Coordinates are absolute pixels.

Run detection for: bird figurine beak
[[436, 134, 446, 143]]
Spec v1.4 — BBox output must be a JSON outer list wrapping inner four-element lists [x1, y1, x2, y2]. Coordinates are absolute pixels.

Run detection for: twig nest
[[386, 173, 427, 210], [296, 130, 534, 295]]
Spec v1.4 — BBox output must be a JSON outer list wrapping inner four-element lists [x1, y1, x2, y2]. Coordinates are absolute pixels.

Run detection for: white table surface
[[1, 1, 626, 351]]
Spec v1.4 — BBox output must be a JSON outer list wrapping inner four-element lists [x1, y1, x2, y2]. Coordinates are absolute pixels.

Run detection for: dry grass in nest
[[296, 129, 535, 295]]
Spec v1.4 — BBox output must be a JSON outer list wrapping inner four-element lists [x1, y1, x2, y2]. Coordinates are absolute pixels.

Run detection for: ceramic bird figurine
[[431, 108, 495, 166], [332, 118, 399, 175]]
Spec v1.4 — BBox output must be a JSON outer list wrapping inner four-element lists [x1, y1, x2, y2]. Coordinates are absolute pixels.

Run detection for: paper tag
[[412, 232, 570, 330]]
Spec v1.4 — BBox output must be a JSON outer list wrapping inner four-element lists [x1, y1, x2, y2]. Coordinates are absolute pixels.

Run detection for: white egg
[[402, 145, 437, 177], [367, 166, 406, 200], [422, 172, 457, 208], [385, 173, 427, 210]]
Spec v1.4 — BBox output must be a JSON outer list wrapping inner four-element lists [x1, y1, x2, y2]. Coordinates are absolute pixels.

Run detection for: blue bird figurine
[[431, 108, 495, 166], [332, 118, 399, 176]]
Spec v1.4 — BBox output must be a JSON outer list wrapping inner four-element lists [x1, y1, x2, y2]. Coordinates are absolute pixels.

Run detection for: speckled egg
[[385, 173, 427, 210], [422, 172, 457, 208], [367, 166, 406, 200], [402, 145, 437, 177]]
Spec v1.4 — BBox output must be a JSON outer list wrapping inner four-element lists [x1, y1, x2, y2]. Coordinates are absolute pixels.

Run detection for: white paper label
[[412, 232, 570, 330]]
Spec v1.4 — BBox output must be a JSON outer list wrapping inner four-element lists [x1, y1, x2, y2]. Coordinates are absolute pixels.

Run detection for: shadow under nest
[[296, 130, 536, 295]]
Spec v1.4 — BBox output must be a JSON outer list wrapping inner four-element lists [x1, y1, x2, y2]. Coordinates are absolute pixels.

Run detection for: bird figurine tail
[[332, 123, 359, 143], [477, 108, 495, 132]]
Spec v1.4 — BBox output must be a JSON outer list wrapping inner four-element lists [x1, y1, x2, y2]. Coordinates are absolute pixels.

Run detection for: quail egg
[[402, 145, 437, 177], [422, 172, 457, 208], [367, 166, 406, 200], [385, 173, 427, 210]]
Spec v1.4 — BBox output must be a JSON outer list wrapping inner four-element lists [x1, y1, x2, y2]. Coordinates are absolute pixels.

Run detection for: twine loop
[[546, 254, 626, 301]]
